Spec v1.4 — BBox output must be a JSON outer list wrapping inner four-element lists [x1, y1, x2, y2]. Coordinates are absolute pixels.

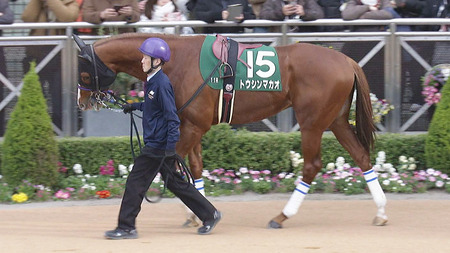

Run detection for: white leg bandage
[[185, 178, 206, 220], [194, 178, 205, 196], [282, 181, 310, 218], [364, 169, 387, 219]]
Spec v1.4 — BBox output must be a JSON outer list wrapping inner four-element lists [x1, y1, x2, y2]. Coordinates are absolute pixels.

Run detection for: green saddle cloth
[[199, 36, 282, 91]]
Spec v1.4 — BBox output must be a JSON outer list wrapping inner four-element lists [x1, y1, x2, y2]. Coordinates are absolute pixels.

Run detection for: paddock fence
[[0, 18, 449, 136]]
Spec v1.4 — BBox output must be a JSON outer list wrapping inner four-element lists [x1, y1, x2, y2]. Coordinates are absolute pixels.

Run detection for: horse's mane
[[94, 33, 189, 47]]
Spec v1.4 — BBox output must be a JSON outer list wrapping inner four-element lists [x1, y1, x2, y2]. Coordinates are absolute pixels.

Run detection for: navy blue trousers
[[117, 147, 216, 230]]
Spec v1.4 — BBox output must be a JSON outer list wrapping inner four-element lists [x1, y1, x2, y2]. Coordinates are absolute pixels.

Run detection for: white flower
[[399, 156, 407, 163], [239, 167, 249, 174], [0, 175, 2, 180], [278, 172, 286, 179], [426, 168, 435, 175], [326, 163, 335, 170], [408, 164, 417, 170], [84, 174, 91, 178], [336, 157, 345, 166], [202, 170, 210, 177], [373, 164, 382, 172], [118, 164, 128, 176], [388, 167, 397, 174], [436, 181, 444, 188], [408, 157, 416, 163], [73, 164, 83, 174], [128, 164, 134, 172]]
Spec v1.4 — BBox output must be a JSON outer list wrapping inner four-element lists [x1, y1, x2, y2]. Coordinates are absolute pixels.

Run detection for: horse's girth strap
[[220, 39, 238, 124]]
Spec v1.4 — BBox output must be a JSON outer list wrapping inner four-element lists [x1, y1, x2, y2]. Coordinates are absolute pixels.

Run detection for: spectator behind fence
[[417, 0, 449, 31], [249, 0, 267, 32], [0, 0, 14, 95], [259, 0, 324, 32], [249, 0, 267, 18], [82, 0, 140, 34], [75, 0, 92, 34], [317, 0, 347, 31], [340, 0, 393, 112], [189, 0, 255, 34], [21, 0, 80, 36], [138, 0, 193, 34], [341, 0, 393, 31], [0, 0, 14, 35]]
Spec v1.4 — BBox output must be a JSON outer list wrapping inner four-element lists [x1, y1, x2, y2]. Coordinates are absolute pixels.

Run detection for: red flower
[[96, 190, 111, 198]]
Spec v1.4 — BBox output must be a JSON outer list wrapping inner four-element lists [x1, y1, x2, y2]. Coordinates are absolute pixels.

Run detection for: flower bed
[[1, 151, 449, 204]]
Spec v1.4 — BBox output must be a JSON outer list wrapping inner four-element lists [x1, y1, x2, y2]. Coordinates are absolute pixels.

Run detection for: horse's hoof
[[182, 218, 200, 227], [372, 216, 388, 226], [267, 220, 282, 229]]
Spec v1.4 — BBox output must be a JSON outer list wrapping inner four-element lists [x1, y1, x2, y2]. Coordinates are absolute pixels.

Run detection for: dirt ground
[[1, 192, 450, 253]]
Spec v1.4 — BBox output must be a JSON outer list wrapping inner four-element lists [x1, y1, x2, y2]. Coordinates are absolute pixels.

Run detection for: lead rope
[[99, 91, 194, 203]]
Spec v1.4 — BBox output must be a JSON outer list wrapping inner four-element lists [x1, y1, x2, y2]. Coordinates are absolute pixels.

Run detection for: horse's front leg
[[268, 130, 323, 229], [177, 120, 209, 227], [180, 143, 205, 227]]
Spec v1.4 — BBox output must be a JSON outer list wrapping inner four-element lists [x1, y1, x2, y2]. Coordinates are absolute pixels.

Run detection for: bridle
[[77, 44, 117, 110]]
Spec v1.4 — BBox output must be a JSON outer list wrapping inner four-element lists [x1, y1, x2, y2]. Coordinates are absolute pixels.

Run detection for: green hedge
[[425, 77, 450, 174], [0, 125, 428, 176]]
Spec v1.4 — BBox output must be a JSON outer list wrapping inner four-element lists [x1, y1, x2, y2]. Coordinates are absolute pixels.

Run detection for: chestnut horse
[[76, 33, 388, 228]]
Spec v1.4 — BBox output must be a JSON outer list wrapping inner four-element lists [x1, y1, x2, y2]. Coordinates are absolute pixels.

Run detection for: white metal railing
[[0, 19, 449, 136]]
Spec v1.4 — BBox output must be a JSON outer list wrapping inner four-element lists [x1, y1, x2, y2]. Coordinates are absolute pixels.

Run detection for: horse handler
[[105, 37, 222, 239]]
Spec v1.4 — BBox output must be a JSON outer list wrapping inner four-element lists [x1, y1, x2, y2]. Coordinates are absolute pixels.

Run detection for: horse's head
[[73, 34, 117, 110]]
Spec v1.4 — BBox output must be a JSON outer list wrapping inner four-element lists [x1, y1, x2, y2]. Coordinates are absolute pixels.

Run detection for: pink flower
[[54, 190, 70, 199], [128, 90, 137, 97]]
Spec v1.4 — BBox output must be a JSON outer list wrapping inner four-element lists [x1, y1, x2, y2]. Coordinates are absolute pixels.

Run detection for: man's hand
[[122, 104, 135, 114]]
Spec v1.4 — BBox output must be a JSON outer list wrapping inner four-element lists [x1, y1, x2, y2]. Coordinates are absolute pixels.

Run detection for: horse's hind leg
[[268, 129, 323, 229], [329, 118, 388, 226]]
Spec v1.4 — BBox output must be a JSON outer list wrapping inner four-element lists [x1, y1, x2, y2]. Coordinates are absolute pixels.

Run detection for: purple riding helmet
[[138, 38, 171, 62]]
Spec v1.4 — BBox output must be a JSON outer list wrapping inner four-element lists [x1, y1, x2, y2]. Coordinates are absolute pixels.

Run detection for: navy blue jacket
[[131, 70, 180, 151]]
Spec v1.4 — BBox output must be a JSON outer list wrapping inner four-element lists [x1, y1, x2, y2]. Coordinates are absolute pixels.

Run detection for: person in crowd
[[317, 0, 347, 31], [341, 0, 393, 31], [74, 0, 93, 34], [417, 0, 449, 31], [104, 37, 222, 239], [340, 0, 393, 114], [259, 0, 324, 32], [0, 0, 14, 99], [140, 0, 190, 16], [0, 0, 14, 35], [21, 0, 80, 36], [189, 0, 255, 34], [249, 0, 268, 32], [249, 0, 267, 19], [82, 0, 140, 34], [138, 0, 193, 34]]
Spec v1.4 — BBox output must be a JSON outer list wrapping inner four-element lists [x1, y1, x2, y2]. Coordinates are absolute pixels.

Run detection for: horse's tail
[[349, 58, 376, 153]]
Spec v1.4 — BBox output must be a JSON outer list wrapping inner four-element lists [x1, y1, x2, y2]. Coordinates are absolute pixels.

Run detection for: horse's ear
[[73, 34, 87, 51], [78, 54, 92, 63]]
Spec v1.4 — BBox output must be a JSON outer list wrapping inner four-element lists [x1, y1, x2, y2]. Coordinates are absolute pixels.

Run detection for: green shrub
[[1, 62, 59, 188], [0, 125, 430, 181], [425, 78, 450, 174]]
